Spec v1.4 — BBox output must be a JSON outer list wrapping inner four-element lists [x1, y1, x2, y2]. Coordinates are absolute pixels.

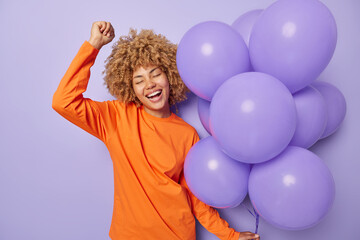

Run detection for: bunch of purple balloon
[[177, 0, 346, 231]]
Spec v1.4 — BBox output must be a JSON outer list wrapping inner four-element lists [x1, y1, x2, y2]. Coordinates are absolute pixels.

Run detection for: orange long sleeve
[[52, 41, 241, 240]]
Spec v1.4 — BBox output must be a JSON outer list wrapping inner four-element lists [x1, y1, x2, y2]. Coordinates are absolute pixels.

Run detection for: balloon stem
[[241, 203, 260, 234], [253, 204, 259, 234]]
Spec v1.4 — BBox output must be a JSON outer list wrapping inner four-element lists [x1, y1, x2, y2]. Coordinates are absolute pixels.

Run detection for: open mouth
[[146, 90, 162, 100]]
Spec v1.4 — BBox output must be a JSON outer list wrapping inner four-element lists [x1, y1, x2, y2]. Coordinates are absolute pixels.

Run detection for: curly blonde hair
[[103, 29, 189, 107]]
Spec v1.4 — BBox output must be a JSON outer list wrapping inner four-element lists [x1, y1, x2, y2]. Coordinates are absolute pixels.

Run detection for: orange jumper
[[52, 41, 241, 240]]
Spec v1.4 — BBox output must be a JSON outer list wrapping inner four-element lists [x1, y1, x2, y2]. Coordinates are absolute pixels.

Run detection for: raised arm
[[52, 21, 117, 142]]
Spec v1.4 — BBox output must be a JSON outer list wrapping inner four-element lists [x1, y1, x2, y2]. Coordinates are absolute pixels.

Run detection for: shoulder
[[94, 100, 138, 119], [172, 114, 196, 132], [172, 114, 200, 143]]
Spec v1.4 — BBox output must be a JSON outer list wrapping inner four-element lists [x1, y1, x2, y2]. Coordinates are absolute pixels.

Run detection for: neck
[[143, 105, 171, 118]]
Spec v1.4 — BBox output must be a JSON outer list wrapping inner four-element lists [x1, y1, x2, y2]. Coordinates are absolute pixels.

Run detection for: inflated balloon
[[177, 21, 250, 101], [249, 0, 337, 93], [184, 137, 250, 208], [311, 81, 346, 139], [231, 9, 263, 47], [210, 72, 297, 164], [197, 97, 211, 134], [290, 86, 327, 148], [249, 146, 335, 230]]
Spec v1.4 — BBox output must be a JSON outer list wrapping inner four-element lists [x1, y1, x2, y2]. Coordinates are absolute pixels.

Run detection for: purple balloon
[[311, 81, 347, 139], [210, 72, 297, 164], [249, 146, 335, 230], [249, 0, 337, 93], [231, 9, 263, 47], [197, 97, 211, 134], [290, 86, 327, 148], [177, 21, 250, 101], [184, 137, 250, 208]]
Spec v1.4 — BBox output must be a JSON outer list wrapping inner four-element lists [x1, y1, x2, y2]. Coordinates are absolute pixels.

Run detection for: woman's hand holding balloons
[[89, 21, 115, 50], [238, 231, 260, 240]]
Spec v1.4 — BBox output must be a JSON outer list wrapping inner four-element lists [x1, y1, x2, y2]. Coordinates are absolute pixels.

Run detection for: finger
[[106, 24, 114, 38], [108, 28, 114, 38], [99, 21, 107, 33], [102, 22, 108, 35], [107, 23, 113, 37], [252, 234, 260, 240], [104, 22, 111, 36], [93, 21, 100, 32], [242, 232, 259, 240], [108, 24, 114, 37]]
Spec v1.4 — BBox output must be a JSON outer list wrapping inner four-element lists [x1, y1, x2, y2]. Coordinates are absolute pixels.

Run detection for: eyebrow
[[133, 67, 160, 79]]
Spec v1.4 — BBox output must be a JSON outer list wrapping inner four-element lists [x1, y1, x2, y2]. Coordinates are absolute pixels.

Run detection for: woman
[[52, 21, 260, 240]]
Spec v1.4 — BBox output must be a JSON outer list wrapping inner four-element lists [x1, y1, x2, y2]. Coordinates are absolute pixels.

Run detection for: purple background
[[0, 0, 359, 239]]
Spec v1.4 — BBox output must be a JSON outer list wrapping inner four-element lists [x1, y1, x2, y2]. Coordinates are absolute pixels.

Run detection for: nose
[[145, 78, 156, 89]]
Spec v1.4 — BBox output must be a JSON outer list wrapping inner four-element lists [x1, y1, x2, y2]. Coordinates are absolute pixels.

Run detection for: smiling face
[[132, 64, 171, 118]]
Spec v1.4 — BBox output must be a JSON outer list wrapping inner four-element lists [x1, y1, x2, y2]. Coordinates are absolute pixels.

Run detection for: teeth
[[147, 90, 161, 97]]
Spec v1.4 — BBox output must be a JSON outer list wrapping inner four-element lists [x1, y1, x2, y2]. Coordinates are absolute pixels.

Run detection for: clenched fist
[[88, 21, 115, 50]]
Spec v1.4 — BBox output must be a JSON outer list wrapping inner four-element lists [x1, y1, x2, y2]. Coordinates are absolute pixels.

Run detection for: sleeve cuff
[[83, 40, 100, 54]]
